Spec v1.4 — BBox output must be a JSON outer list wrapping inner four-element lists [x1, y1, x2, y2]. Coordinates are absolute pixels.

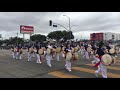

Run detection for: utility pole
[[17, 32, 18, 45]]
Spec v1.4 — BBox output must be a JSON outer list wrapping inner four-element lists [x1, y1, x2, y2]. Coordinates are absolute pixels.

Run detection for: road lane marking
[[72, 67, 120, 78], [86, 64, 120, 71], [48, 71, 80, 78]]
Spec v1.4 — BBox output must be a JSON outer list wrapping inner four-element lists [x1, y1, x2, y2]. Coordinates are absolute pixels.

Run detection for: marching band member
[[64, 44, 72, 72], [56, 45, 61, 61], [52, 45, 56, 60], [32, 45, 35, 58], [27, 44, 34, 61], [11, 45, 16, 59], [34, 43, 42, 64], [16, 44, 23, 60], [94, 42, 108, 78], [45, 44, 53, 67]]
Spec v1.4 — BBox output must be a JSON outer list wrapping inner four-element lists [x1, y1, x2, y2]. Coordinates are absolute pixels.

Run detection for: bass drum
[[66, 52, 72, 60], [110, 56, 116, 65], [38, 49, 44, 55], [101, 54, 112, 65], [74, 47, 79, 52], [46, 48, 51, 55], [72, 52, 79, 60], [19, 49, 23, 54], [87, 47, 91, 52], [29, 48, 34, 53], [109, 48, 115, 54], [56, 47, 61, 53]]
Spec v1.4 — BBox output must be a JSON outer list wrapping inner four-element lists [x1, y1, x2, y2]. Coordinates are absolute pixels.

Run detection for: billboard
[[20, 25, 34, 34]]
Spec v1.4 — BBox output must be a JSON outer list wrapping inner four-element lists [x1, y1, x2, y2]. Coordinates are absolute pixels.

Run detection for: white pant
[[95, 63, 107, 78], [28, 52, 33, 61], [16, 52, 22, 59], [33, 52, 35, 57], [83, 51, 89, 59], [56, 53, 60, 61], [65, 60, 71, 70], [46, 54, 52, 67], [36, 54, 41, 63], [12, 52, 15, 59]]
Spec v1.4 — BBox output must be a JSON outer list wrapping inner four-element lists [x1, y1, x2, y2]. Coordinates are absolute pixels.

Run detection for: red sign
[[20, 25, 34, 34]]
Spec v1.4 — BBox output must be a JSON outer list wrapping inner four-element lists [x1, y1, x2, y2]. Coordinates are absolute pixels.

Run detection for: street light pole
[[63, 15, 71, 43], [17, 32, 18, 45]]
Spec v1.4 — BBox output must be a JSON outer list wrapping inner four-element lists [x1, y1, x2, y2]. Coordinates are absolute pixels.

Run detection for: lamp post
[[63, 15, 71, 43]]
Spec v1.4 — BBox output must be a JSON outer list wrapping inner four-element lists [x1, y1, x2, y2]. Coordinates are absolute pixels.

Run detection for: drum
[[56, 47, 61, 53], [87, 47, 91, 52], [110, 56, 116, 65], [101, 54, 112, 65], [14, 48, 17, 52], [46, 48, 51, 55], [42, 47, 46, 51], [72, 52, 79, 60], [74, 47, 79, 52], [19, 49, 23, 54], [66, 52, 72, 60], [71, 47, 75, 53], [38, 49, 44, 55], [29, 48, 34, 53], [109, 48, 115, 54]]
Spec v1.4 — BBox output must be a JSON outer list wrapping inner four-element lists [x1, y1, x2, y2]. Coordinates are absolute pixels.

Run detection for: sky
[[0, 12, 120, 40]]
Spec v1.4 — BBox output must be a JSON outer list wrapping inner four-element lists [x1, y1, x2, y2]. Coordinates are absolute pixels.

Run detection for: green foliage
[[30, 34, 46, 42]]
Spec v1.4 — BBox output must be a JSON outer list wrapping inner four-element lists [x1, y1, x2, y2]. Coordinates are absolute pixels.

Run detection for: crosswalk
[[48, 63, 120, 78]]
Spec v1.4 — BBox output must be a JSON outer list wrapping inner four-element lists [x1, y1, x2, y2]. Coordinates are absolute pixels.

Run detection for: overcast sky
[[0, 12, 120, 40]]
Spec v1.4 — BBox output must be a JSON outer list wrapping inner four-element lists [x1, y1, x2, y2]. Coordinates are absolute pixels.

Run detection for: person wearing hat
[[56, 45, 61, 61], [11, 45, 16, 59], [27, 44, 34, 61], [16, 44, 23, 60], [45, 44, 53, 67], [34, 43, 42, 64], [94, 41, 108, 78], [64, 44, 72, 72]]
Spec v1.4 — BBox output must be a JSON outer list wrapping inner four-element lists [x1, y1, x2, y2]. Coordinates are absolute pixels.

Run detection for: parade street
[[0, 49, 120, 78]]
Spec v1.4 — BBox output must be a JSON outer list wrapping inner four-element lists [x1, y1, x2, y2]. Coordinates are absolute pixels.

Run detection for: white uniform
[[46, 45, 52, 67], [35, 45, 42, 64], [56, 53, 60, 61], [93, 57, 107, 78], [65, 49, 72, 72], [16, 47, 22, 60]]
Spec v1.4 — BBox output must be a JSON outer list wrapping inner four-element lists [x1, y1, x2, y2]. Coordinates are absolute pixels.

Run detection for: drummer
[[64, 43, 72, 72], [16, 44, 23, 60], [34, 42, 42, 64], [94, 41, 108, 78], [45, 43, 53, 67], [27, 43, 34, 61], [11, 45, 16, 59]]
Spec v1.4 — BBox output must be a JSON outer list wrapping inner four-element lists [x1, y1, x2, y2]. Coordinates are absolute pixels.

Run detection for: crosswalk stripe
[[86, 64, 120, 71], [72, 67, 120, 78], [48, 71, 80, 78]]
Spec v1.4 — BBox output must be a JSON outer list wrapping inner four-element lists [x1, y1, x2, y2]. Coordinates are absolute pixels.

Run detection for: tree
[[30, 34, 46, 42], [47, 31, 63, 42], [47, 30, 74, 42], [62, 30, 74, 42], [0, 40, 3, 46]]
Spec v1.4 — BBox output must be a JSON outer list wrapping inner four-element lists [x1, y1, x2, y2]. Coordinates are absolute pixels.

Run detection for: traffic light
[[53, 24, 57, 27], [49, 20, 52, 26]]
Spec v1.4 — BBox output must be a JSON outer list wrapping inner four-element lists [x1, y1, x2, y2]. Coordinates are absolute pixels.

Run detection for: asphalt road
[[0, 49, 120, 78]]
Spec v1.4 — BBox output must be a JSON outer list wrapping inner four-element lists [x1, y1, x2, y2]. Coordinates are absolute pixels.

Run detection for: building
[[90, 33, 104, 41], [90, 32, 120, 41]]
